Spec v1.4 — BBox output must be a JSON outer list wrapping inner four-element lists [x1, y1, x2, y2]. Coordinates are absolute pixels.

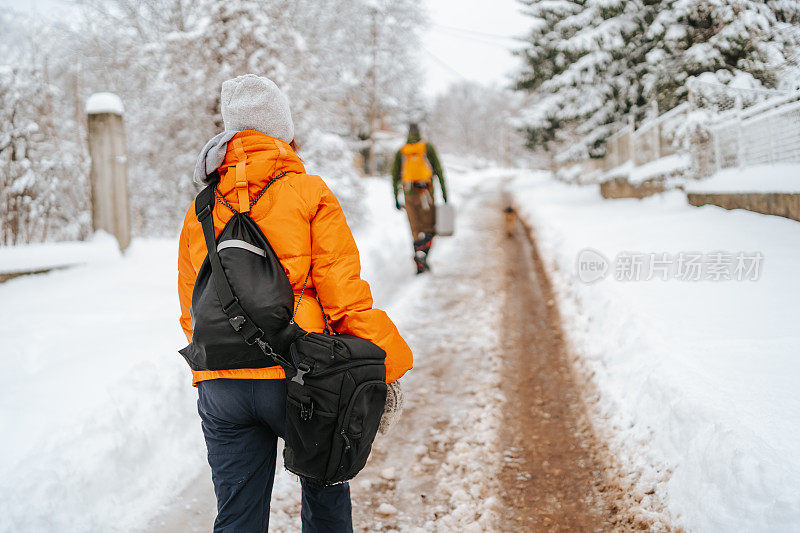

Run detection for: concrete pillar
[[628, 115, 637, 166], [651, 101, 661, 160], [86, 92, 130, 252]]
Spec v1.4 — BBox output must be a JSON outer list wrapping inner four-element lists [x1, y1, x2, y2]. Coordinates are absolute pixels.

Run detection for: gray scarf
[[193, 131, 239, 185]]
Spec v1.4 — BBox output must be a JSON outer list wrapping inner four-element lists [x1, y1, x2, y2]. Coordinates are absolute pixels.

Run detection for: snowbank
[[685, 163, 800, 193], [603, 154, 690, 185], [85, 92, 124, 115], [628, 153, 689, 184], [0, 238, 202, 532], [0, 231, 119, 274], [509, 174, 800, 532]]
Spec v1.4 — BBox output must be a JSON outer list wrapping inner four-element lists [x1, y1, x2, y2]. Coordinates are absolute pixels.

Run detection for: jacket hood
[[193, 130, 304, 186]]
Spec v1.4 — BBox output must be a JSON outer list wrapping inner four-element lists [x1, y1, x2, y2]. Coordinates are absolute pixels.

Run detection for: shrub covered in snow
[[300, 130, 366, 226], [0, 64, 89, 245]]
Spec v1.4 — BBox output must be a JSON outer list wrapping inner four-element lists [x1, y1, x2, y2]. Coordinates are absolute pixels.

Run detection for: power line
[[421, 45, 468, 80], [432, 23, 523, 43], [433, 25, 521, 50]]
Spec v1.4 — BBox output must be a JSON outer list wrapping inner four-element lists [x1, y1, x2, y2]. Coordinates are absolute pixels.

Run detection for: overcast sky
[[422, 0, 529, 95], [1, 0, 530, 96]]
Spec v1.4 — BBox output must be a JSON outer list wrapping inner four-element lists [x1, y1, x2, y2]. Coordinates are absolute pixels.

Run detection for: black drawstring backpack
[[179, 171, 387, 485]]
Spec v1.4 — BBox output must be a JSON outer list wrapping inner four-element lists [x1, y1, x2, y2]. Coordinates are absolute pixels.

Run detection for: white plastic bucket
[[436, 203, 455, 236]]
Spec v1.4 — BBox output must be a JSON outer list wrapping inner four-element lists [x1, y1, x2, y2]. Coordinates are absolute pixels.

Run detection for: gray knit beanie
[[220, 74, 294, 143]]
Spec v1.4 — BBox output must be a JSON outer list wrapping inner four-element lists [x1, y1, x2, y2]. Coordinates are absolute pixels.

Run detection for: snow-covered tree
[[515, 0, 585, 94], [647, 0, 800, 110], [69, 0, 424, 235], [0, 0, 425, 242], [515, 0, 663, 157], [342, 0, 424, 138], [0, 12, 89, 245], [514, 0, 800, 158], [428, 82, 530, 165]]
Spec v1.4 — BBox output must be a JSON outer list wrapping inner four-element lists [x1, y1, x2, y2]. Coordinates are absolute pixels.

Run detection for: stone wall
[[686, 192, 800, 222], [599, 177, 667, 199]]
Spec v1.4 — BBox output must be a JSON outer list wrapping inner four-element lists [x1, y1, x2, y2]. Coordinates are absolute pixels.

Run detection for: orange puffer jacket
[[178, 131, 412, 385]]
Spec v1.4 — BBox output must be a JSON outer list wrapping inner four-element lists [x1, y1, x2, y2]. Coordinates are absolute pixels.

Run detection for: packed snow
[[509, 172, 800, 532], [627, 154, 690, 184], [349, 169, 508, 531], [685, 163, 800, 193], [85, 92, 125, 115], [0, 231, 124, 275]]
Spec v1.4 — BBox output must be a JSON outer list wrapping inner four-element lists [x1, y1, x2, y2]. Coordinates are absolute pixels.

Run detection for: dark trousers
[[197, 379, 353, 532], [403, 183, 435, 239]]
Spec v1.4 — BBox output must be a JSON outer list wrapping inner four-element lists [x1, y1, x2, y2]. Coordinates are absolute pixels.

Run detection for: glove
[[395, 198, 402, 210], [378, 380, 404, 435]]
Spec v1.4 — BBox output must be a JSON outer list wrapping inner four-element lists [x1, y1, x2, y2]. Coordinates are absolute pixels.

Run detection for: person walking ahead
[[178, 74, 412, 532], [391, 123, 447, 274]]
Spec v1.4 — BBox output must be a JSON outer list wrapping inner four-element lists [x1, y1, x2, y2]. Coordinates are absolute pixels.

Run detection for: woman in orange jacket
[[178, 74, 412, 532]]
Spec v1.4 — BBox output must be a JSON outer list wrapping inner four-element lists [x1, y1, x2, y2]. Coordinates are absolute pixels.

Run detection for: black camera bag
[[179, 173, 387, 485]]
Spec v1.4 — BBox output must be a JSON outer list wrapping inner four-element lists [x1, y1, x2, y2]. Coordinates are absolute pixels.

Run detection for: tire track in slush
[[499, 203, 675, 532], [496, 198, 612, 532]]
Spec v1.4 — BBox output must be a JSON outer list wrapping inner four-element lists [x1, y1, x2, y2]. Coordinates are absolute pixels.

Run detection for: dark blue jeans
[[197, 379, 353, 532]]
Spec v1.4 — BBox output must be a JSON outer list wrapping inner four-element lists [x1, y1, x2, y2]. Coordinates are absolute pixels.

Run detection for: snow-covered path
[[348, 179, 646, 532], [348, 176, 507, 531], [150, 170, 512, 531]]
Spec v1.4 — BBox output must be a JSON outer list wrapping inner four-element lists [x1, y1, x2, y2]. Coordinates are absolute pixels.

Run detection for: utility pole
[[503, 121, 511, 167], [73, 64, 83, 146], [368, 3, 379, 175]]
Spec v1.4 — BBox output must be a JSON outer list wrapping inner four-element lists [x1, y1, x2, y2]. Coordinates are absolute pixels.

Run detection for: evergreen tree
[[515, 0, 663, 156], [648, 0, 800, 110], [515, 0, 585, 94], [514, 0, 800, 157]]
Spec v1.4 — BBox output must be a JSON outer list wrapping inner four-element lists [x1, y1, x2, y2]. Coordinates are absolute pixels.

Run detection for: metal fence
[[709, 93, 800, 174], [600, 102, 689, 173], [556, 83, 800, 183], [603, 120, 632, 171]]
